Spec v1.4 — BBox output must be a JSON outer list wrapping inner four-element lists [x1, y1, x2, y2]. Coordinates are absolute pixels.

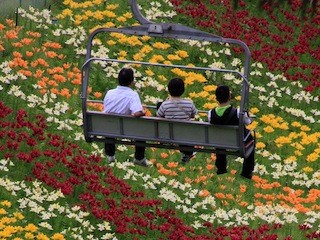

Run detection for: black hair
[[215, 85, 231, 103], [118, 68, 134, 86], [168, 78, 185, 97]]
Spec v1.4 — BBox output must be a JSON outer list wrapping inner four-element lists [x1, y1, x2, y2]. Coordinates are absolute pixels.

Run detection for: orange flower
[[37, 58, 49, 67], [31, 61, 38, 68], [51, 88, 59, 94], [46, 51, 57, 58], [5, 30, 18, 39], [63, 63, 71, 69], [178, 167, 186, 172], [60, 88, 71, 98], [0, 44, 4, 51], [239, 184, 247, 193], [206, 164, 214, 170], [239, 201, 249, 207], [67, 71, 74, 79], [0, 23, 5, 31], [199, 189, 210, 197], [230, 169, 237, 175], [12, 42, 23, 48], [26, 51, 34, 57], [43, 41, 62, 49], [214, 192, 225, 199], [13, 51, 22, 58], [219, 185, 226, 190], [34, 69, 44, 78], [37, 80, 47, 88], [160, 152, 169, 159], [53, 74, 66, 82], [39, 89, 47, 95], [72, 77, 81, 85], [6, 19, 15, 27], [20, 38, 33, 45], [27, 31, 41, 38], [72, 88, 79, 96], [19, 69, 32, 77], [93, 92, 102, 98], [184, 177, 193, 184], [167, 162, 178, 168], [48, 80, 58, 87]]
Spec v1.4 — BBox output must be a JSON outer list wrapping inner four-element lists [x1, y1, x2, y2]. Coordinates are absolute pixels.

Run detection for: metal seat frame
[[81, 0, 254, 158]]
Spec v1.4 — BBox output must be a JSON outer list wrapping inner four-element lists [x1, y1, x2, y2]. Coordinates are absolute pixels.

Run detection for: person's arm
[[237, 109, 252, 125], [133, 110, 145, 117]]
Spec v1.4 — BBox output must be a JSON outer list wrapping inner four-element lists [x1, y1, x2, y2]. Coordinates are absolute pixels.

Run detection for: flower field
[[0, 0, 319, 239]]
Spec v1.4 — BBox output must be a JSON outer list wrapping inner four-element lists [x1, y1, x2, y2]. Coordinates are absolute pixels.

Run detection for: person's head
[[215, 85, 231, 104], [168, 78, 185, 97], [118, 68, 134, 86]]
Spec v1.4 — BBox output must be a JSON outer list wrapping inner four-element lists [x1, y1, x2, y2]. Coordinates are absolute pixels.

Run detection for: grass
[[0, 0, 319, 239]]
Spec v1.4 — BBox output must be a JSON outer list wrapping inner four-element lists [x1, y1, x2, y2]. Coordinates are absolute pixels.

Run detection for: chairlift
[[81, 0, 255, 158]]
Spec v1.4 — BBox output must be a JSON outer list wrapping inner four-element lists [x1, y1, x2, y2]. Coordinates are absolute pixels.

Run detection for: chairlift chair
[[81, 0, 254, 158]]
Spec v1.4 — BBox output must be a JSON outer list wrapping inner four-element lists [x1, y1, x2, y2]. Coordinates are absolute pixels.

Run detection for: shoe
[[181, 152, 196, 164], [241, 173, 252, 179], [134, 158, 151, 167], [107, 155, 115, 163], [217, 170, 227, 175]]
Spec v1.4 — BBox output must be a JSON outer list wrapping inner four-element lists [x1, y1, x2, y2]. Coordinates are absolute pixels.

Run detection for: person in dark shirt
[[208, 85, 255, 179]]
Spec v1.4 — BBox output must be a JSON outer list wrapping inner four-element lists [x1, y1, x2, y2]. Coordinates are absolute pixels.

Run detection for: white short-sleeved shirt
[[103, 86, 143, 115]]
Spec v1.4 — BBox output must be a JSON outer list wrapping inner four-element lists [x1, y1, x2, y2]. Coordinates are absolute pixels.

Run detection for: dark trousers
[[179, 145, 194, 156], [215, 147, 255, 176], [104, 138, 145, 161]]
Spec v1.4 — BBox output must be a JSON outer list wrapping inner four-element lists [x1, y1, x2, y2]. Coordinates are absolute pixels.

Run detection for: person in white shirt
[[103, 67, 150, 167]]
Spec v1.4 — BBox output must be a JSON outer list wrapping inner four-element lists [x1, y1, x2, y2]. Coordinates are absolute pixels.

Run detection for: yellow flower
[[145, 69, 154, 76], [202, 102, 216, 110], [198, 91, 209, 98], [235, 95, 241, 101], [284, 156, 297, 163], [153, 42, 170, 49], [123, 12, 132, 19], [203, 85, 216, 92], [263, 126, 274, 133], [24, 232, 35, 239], [118, 50, 127, 57], [140, 36, 151, 41], [25, 224, 38, 232], [250, 107, 260, 114], [300, 125, 311, 131], [52, 233, 65, 240], [175, 50, 189, 58], [302, 167, 313, 173], [306, 152, 319, 162], [117, 16, 126, 22], [149, 54, 165, 63], [158, 75, 167, 82], [133, 53, 144, 61], [106, 4, 118, 10], [274, 136, 291, 147], [13, 212, 24, 220], [106, 40, 116, 46], [0, 208, 7, 214], [104, 10, 116, 18], [167, 54, 181, 61], [140, 45, 153, 54], [0, 201, 11, 207], [104, 22, 115, 28], [256, 142, 266, 149], [291, 121, 301, 127], [61, 9, 72, 17]]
